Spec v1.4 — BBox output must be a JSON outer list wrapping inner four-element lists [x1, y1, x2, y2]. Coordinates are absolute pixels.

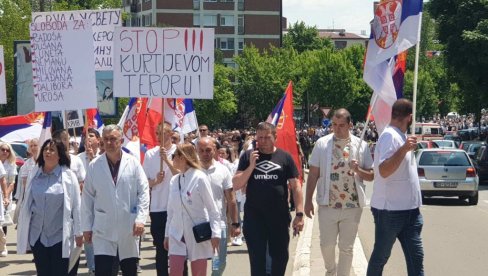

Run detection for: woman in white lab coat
[[17, 139, 82, 275], [164, 144, 221, 276]]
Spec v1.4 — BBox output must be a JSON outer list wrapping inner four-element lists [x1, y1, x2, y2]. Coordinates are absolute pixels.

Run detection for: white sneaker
[[0, 249, 8, 257], [232, 237, 243, 246]]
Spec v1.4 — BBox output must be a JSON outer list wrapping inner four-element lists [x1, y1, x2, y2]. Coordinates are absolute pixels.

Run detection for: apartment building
[[123, 0, 283, 67]]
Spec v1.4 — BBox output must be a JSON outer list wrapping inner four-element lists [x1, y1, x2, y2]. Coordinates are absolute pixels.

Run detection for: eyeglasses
[[0, 148, 10, 153]]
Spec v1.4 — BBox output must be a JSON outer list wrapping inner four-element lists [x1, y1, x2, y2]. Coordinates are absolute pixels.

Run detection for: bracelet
[[295, 212, 304, 217], [231, 222, 240, 228]]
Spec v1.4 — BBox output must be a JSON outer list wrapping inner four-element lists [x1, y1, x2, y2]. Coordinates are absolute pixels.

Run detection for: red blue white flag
[[266, 81, 303, 181], [364, 0, 422, 134]]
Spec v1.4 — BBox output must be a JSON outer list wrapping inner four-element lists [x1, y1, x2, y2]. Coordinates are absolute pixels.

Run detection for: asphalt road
[[359, 181, 488, 276]]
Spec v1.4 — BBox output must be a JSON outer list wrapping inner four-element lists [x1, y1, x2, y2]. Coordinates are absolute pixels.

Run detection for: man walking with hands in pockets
[[304, 108, 374, 276], [367, 99, 424, 276]]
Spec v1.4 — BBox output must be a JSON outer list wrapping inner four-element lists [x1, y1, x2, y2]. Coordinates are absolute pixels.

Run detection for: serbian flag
[[38, 112, 52, 147], [364, 0, 422, 134], [140, 98, 163, 147], [166, 99, 198, 135], [266, 81, 303, 181], [118, 98, 148, 160], [0, 112, 45, 142], [84, 108, 104, 133]]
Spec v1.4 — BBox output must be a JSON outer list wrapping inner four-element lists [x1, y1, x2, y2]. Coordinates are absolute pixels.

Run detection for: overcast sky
[[283, 0, 376, 35]]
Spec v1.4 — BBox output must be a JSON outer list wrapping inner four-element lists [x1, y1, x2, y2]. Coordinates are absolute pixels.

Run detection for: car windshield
[[468, 144, 482, 153], [433, 141, 454, 148], [419, 151, 470, 166]]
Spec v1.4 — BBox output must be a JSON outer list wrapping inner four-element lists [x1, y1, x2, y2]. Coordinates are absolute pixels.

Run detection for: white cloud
[[283, 0, 376, 35]]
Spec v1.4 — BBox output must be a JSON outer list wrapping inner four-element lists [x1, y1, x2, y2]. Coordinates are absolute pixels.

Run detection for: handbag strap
[[178, 175, 196, 225]]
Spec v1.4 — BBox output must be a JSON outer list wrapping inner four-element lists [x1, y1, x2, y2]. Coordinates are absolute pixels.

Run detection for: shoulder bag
[[179, 175, 212, 243]]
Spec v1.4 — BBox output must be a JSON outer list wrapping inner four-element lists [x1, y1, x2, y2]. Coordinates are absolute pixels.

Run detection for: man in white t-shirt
[[305, 108, 374, 276], [78, 128, 101, 171], [367, 99, 424, 276], [197, 137, 239, 276], [143, 122, 179, 276]]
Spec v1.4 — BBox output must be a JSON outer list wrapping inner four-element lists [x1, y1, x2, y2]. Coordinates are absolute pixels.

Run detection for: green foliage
[[0, 0, 32, 116], [194, 64, 237, 128], [429, 0, 488, 119], [283, 21, 332, 53]]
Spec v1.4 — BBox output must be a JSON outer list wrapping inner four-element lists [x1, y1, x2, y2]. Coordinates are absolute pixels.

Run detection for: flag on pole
[[84, 108, 104, 133], [118, 98, 148, 160], [38, 112, 52, 146], [364, 0, 423, 134], [266, 81, 303, 181]]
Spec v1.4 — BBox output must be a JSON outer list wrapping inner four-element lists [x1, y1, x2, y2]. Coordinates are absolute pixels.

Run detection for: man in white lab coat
[[81, 124, 149, 276]]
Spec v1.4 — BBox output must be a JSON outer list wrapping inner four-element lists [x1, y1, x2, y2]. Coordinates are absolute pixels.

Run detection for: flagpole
[[160, 98, 165, 173], [356, 93, 378, 161], [411, 12, 423, 164]]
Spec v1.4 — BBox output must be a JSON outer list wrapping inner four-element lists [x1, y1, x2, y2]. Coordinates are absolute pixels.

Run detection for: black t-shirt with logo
[[237, 148, 299, 219]]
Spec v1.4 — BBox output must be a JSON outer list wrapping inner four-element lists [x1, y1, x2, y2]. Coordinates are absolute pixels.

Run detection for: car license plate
[[434, 182, 458, 188]]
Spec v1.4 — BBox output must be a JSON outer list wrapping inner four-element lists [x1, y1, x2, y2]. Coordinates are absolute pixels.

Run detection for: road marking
[[482, 200, 488, 205]]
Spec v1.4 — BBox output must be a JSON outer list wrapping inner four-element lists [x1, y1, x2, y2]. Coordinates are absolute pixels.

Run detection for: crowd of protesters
[[2, 106, 488, 275]]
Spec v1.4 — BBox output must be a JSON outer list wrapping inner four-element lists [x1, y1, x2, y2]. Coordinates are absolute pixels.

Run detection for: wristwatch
[[295, 212, 304, 217], [231, 222, 240, 228]]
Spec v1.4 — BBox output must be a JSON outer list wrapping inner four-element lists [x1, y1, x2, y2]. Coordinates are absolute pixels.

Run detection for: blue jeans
[[367, 208, 424, 276], [84, 241, 95, 271], [211, 227, 228, 276]]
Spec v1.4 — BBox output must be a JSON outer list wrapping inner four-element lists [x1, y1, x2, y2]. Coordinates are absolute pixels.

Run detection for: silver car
[[417, 148, 479, 205]]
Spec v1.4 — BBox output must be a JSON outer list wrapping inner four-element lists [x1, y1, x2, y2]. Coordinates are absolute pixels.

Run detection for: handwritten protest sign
[[33, 9, 122, 71], [113, 27, 214, 99], [30, 19, 97, 112], [0, 46, 6, 104]]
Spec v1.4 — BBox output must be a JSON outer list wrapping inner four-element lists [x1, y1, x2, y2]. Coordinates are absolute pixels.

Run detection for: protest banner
[[30, 19, 97, 112], [62, 109, 84, 129], [32, 9, 122, 71], [0, 46, 6, 104], [113, 27, 215, 99]]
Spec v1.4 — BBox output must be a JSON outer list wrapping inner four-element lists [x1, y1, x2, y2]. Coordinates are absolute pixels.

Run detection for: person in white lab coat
[[164, 143, 221, 276], [81, 124, 149, 276], [16, 139, 83, 275]]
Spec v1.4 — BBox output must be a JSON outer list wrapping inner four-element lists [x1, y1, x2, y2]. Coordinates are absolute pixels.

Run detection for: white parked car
[[417, 149, 479, 205]]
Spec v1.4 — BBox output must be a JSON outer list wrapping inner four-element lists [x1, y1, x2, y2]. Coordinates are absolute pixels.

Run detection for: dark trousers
[[31, 239, 69, 276], [150, 211, 169, 276], [367, 207, 424, 276], [244, 212, 290, 276], [95, 254, 138, 276]]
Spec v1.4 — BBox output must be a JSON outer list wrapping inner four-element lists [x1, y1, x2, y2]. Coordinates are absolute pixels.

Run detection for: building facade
[[124, 0, 283, 67]]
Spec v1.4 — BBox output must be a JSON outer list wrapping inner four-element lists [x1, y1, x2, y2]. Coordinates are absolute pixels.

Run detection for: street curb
[[292, 213, 314, 276]]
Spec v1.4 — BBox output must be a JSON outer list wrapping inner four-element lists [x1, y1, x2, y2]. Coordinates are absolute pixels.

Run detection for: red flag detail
[[274, 81, 303, 182]]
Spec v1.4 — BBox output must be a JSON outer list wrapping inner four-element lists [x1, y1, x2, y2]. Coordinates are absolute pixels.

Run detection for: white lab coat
[[81, 151, 149, 260], [17, 166, 82, 258], [165, 168, 221, 261]]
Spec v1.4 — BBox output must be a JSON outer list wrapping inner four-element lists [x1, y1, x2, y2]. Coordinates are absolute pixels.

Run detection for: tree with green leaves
[[429, 0, 488, 122], [0, 0, 32, 116], [283, 21, 332, 53], [194, 64, 238, 129]]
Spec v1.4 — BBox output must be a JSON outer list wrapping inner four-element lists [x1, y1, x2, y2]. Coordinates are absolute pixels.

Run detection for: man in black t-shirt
[[233, 122, 304, 276]]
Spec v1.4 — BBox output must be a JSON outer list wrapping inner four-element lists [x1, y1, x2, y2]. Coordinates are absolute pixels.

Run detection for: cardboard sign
[[113, 27, 214, 99], [62, 109, 84, 129], [33, 9, 122, 71], [30, 19, 97, 112], [0, 46, 6, 104]]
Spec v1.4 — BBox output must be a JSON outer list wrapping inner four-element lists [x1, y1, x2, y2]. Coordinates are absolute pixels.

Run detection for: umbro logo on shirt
[[254, 160, 281, 179]]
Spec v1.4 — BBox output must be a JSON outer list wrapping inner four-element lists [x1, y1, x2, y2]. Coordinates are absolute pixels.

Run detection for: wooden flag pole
[[160, 99, 165, 173], [356, 93, 378, 161]]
